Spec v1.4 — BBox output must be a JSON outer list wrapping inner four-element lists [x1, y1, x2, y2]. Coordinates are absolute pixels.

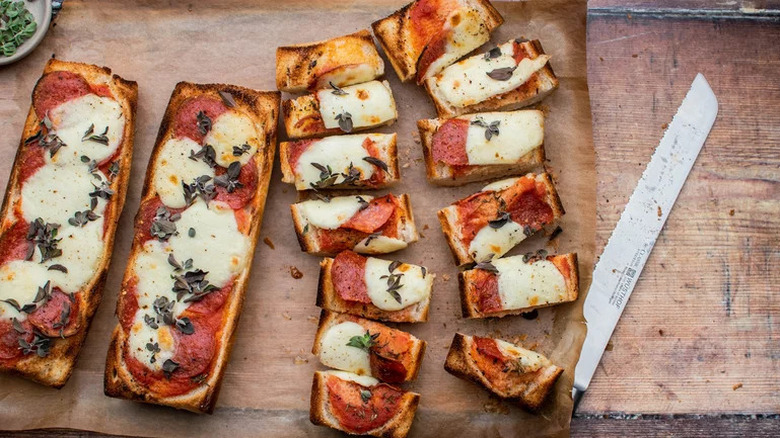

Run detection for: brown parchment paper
[[0, 0, 594, 436]]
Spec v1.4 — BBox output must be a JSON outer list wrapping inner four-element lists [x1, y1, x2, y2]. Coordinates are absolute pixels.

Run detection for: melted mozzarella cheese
[[420, 8, 490, 81], [364, 257, 432, 311], [202, 111, 260, 168], [21, 164, 107, 224], [313, 63, 381, 91], [297, 195, 373, 230], [131, 240, 182, 314], [468, 221, 525, 262], [429, 41, 551, 108], [322, 370, 379, 387], [293, 134, 378, 190], [493, 256, 567, 310], [318, 321, 372, 376], [46, 94, 125, 166], [354, 235, 408, 254], [167, 200, 250, 288], [45, 219, 105, 293], [317, 80, 397, 130], [0, 260, 52, 321], [127, 310, 176, 371], [481, 177, 520, 193], [494, 338, 549, 372], [464, 111, 544, 164], [152, 137, 215, 209]]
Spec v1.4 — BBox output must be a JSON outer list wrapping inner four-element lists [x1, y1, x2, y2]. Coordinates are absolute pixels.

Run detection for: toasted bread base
[[312, 310, 427, 382], [0, 59, 137, 388], [437, 173, 565, 266], [316, 257, 431, 323], [444, 333, 563, 412], [459, 253, 579, 318], [310, 371, 420, 438], [104, 82, 280, 413]]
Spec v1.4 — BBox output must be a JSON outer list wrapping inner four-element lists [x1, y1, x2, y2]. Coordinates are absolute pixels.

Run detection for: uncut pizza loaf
[[0, 59, 137, 387], [104, 82, 279, 413]]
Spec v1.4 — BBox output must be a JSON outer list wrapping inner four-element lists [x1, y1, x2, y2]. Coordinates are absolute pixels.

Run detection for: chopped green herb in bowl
[[0, 0, 38, 57]]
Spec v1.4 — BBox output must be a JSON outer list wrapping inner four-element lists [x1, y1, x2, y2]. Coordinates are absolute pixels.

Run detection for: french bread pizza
[[459, 252, 578, 318], [372, 0, 504, 83], [0, 59, 137, 387], [279, 133, 399, 191], [291, 193, 418, 257], [317, 250, 433, 323], [313, 310, 426, 384], [418, 110, 545, 185], [444, 333, 563, 412], [104, 82, 279, 413], [276, 29, 385, 93], [310, 370, 420, 437], [424, 38, 559, 118], [438, 174, 564, 265], [282, 80, 398, 139]]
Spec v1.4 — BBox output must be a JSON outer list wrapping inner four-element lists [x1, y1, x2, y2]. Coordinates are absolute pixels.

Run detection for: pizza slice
[[317, 250, 433, 323], [444, 333, 563, 412], [424, 39, 559, 118], [310, 370, 420, 438], [291, 193, 418, 256], [0, 59, 137, 387], [280, 133, 399, 191], [276, 29, 385, 93], [459, 252, 578, 318], [282, 80, 398, 139], [372, 0, 504, 83], [418, 110, 545, 185], [438, 174, 564, 265], [104, 82, 279, 413], [313, 310, 426, 384]]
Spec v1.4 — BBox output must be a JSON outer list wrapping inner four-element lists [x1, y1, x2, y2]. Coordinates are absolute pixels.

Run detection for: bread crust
[[312, 310, 426, 382], [417, 116, 546, 186], [103, 82, 280, 413], [276, 29, 385, 93], [291, 193, 418, 257], [0, 59, 137, 388], [316, 257, 432, 323], [423, 39, 559, 119], [444, 333, 563, 412], [310, 371, 420, 437], [459, 253, 579, 318], [279, 133, 400, 190], [371, 0, 504, 82], [438, 173, 564, 266]]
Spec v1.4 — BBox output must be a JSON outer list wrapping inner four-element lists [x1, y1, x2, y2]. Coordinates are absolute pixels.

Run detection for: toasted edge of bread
[[459, 253, 579, 318], [310, 370, 420, 438], [279, 133, 400, 190], [444, 333, 563, 412]]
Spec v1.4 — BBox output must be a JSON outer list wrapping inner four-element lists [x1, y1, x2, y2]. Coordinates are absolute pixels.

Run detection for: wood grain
[[582, 11, 780, 414]]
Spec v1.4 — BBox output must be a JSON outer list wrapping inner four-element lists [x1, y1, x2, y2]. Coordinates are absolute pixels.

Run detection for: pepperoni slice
[[27, 289, 80, 338], [415, 27, 448, 82], [331, 251, 370, 304], [454, 191, 501, 245], [173, 96, 229, 144], [185, 282, 232, 315], [0, 221, 32, 267], [32, 71, 92, 120], [340, 195, 397, 234], [214, 155, 258, 209], [471, 269, 501, 314], [123, 349, 197, 398], [318, 228, 369, 256], [503, 178, 554, 230], [431, 118, 469, 165], [326, 374, 404, 434], [369, 350, 408, 384], [0, 318, 32, 361], [133, 196, 184, 245], [513, 40, 531, 64], [169, 312, 218, 379], [90, 84, 114, 99], [16, 144, 46, 184], [285, 139, 314, 171], [473, 336, 506, 362]]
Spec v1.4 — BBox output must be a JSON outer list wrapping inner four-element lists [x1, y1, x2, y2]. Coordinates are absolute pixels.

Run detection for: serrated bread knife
[[572, 74, 718, 412]]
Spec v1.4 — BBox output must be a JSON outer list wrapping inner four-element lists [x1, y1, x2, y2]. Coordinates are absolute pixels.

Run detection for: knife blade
[[572, 73, 718, 412]]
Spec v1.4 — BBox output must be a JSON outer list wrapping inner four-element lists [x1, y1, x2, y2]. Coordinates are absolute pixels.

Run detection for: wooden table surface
[[3, 1, 780, 436]]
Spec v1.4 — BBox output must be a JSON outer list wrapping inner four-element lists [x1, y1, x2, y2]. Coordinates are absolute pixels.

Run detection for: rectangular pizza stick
[[0, 59, 137, 387], [276, 29, 385, 93], [104, 82, 279, 413]]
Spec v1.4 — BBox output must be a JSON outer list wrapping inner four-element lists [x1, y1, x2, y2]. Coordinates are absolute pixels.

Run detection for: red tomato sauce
[[326, 374, 404, 434]]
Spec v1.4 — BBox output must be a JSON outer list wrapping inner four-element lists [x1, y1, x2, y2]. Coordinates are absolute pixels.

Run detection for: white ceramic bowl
[[0, 0, 53, 66]]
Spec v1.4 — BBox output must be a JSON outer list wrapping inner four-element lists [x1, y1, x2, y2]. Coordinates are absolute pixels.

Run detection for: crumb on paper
[[605, 341, 614, 351], [483, 397, 510, 415], [411, 131, 420, 144], [419, 232, 425, 239], [294, 355, 308, 365], [733, 383, 743, 391], [599, 56, 604, 61], [307, 315, 319, 324], [423, 224, 429, 230], [662, 123, 669, 130], [511, 334, 528, 345], [632, 53, 638, 58], [659, 329, 664, 336], [657, 206, 662, 217], [729, 209, 735, 216], [263, 237, 275, 249], [442, 274, 451, 282], [290, 266, 303, 279], [402, 162, 411, 169], [281, 312, 291, 320]]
